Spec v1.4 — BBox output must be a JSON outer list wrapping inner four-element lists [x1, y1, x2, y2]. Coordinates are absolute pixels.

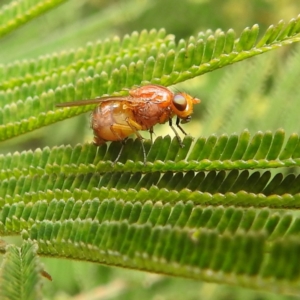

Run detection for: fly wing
[[56, 96, 128, 107], [56, 95, 145, 107], [129, 85, 172, 105]]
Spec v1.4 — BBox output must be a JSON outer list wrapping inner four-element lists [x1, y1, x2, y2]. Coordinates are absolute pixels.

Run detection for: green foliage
[[1, 0, 300, 299], [1, 16, 300, 142], [0, 241, 43, 300], [0, 0, 67, 38]]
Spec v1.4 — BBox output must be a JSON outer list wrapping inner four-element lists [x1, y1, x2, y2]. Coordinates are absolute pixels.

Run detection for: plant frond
[[0, 16, 300, 141], [1, 130, 299, 178], [0, 0, 67, 38], [0, 241, 43, 300], [202, 43, 300, 137], [202, 52, 276, 135], [0, 28, 171, 91], [265, 43, 300, 134], [20, 218, 300, 294], [1, 8, 300, 295], [1, 189, 300, 236]]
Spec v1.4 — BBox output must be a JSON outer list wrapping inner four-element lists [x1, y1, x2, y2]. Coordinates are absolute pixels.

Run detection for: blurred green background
[[1, 0, 300, 298]]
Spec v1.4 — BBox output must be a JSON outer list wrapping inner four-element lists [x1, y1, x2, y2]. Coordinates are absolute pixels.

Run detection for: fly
[[56, 84, 200, 163]]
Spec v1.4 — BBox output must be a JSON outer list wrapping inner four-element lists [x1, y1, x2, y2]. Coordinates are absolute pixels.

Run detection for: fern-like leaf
[[0, 241, 43, 300], [2, 9, 300, 295], [0, 0, 67, 38], [1, 130, 299, 177], [20, 217, 300, 294], [0, 16, 300, 141]]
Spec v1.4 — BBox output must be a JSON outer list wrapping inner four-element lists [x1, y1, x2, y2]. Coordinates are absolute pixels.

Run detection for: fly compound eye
[[173, 94, 187, 111]]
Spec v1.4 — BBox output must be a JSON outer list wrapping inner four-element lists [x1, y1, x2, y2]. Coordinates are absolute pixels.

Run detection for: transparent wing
[[56, 96, 131, 107], [55, 95, 150, 107]]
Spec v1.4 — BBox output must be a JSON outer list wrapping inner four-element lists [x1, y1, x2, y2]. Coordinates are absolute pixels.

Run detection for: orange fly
[[56, 85, 200, 162]]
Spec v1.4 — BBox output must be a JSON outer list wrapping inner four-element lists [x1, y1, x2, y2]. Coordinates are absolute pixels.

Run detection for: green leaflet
[[0, 131, 300, 293], [0, 241, 43, 300], [1, 6, 300, 296], [1, 130, 299, 177], [0, 16, 300, 140], [21, 218, 300, 294], [0, 0, 67, 38]]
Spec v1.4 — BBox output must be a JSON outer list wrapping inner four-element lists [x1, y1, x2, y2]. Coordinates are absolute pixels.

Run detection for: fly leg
[[126, 118, 147, 164], [109, 124, 132, 163], [149, 127, 154, 143], [176, 116, 188, 135], [113, 138, 128, 163], [169, 117, 184, 148]]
